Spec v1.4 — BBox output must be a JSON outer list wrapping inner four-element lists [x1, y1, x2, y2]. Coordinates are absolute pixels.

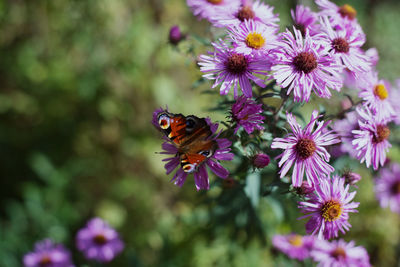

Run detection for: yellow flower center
[[207, 0, 223, 4], [373, 84, 388, 100], [338, 4, 357, 20], [245, 32, 265, 49], [289, 235, 303, 247], [321, 200, 342, 222]]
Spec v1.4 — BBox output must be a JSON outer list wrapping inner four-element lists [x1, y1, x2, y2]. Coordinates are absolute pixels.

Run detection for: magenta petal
[[207, 159, 229, 178], [172, 169, 188, 187], [164, 157, 180, 175], [162, 142, 178, 154], [194, 165, 209, 190]]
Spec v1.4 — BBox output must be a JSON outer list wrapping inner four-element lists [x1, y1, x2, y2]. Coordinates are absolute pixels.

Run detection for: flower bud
[[252, 153, 270, 168], [342, 171, 361, 185], [169, 25, 184, 45], [295, 181, 314, 195]]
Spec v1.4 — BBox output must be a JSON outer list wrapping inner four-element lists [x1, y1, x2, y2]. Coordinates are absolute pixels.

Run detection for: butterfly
[[157, 111, 217, 173]]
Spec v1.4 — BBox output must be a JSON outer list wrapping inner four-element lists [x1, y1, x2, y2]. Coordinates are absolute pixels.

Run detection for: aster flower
[[311, 239, 371, 267], [358, 71, 395, 121], [352, 107, 391, 170], [298, 175, 359, 240], [228, 19, 278, 55], [153, 109, 234, 190], [316, 0, 360, 30], [271, 110, 340, 187], [23, 239, 74, 267], [213, 0, 279, 28], [320, 17, 370, 73], [198, 40, 270, 98], [230, 95, 264, 134], [291, 5, 320, 36], [76, 217, 124, 263], [375, 163, 400, 214], [272, 234, 315, 260], [186, 0, 240, 22], [271, 28, 343, 103]]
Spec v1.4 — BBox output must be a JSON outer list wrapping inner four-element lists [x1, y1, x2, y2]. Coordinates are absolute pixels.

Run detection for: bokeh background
[[1, 0, 400, 266]]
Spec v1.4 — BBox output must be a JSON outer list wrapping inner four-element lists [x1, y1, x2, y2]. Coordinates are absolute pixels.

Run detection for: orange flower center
[[295, 138, 317, 159], [39, 255, 52, 266], [293, 52, 318, 74], [93, 234, 108, 245], [373, 84, 388, 100], [332, 37, 350, 53], [207, 0, 223, 4], [289, 235, 303, 247], [237, 5, 255, 21], [374, 124, 390, 143], [321, 200, 342, 222], [338, 4, 357, 20], [331, 247, 347, 259], [245, 32, 265, 49], [226, 53, 248, 74]]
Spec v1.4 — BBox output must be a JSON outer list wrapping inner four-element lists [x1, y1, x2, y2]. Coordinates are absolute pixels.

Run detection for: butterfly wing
[[157, 111, 217, 173]]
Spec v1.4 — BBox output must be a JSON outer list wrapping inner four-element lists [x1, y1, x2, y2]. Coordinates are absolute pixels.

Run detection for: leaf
[[244, 171, 261, 208]]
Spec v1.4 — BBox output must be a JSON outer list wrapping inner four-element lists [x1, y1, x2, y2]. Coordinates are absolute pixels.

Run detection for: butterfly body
[[157, 111, 217, 173]]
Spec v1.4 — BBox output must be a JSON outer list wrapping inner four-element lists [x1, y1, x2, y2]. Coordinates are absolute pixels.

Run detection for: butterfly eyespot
[[182, 163, 196, 173], [158, 115, 170, 130], [200, 150, 213, 158]]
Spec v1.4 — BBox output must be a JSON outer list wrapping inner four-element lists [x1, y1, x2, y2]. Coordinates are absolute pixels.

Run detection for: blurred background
[[1, 0, 400, 266]]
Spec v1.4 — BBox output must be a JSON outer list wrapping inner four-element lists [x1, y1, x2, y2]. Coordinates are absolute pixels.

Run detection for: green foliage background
[[0, 0, 400, 266]]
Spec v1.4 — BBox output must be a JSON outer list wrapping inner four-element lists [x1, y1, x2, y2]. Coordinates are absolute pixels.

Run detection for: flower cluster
[[24, 218, 124, 266]]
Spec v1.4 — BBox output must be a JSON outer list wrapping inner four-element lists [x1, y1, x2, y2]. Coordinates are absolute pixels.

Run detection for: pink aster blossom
[[23, 239, 74, 267], [228, 19, 278, 55], [272, 28, 343, 103], [375, 163, 400, 214], [153, 109, 234, 190], [319, 17, 370, 73], [272, 234, 315, 260], [212, 0, 279, 28], [271, 110, 340, 187], [230, 95, 264, 134], [315, 0, 360, 30], [291, 5, 320, 36], [76, 218, 124, 263], [352, 107, 392, 170], [311, 238, 370, 267], [186, 0, 240, 22], [298, 175, 359, 240], [198, 40, 270, 98]]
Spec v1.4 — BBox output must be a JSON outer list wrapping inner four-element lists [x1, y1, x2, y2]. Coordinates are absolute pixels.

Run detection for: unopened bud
[[169, 25, 184, 45], [252, 153, 270, 168]]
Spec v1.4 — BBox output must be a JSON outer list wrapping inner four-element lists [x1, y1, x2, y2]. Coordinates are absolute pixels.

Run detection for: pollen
[[226, 53, 248, 74], [374, 124, 390, 143], [288, 235, 303, 247], [338, 4, 357, 20], [373, 84, 388, 100], [245, 32, 265, 49], [321, 200, 342, 222], [332, 38, 350, 53], [93, 234, 108, 245], [39, 255, 52, 266], [237, 5, 255, 22], [207, 0, 223, 4], [331, 247, 347, 259], [293, 52, 318, 74], [295, 138, 317, 159]]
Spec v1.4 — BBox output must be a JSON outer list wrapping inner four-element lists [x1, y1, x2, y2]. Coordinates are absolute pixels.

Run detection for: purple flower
[[198, 40, 270, 98], [76, 218, 124, 263], [316, 0, 359, 30], [169, 25, 184, 45], [358, 71, 396, 121], [298, 175, 359, 240], [252, 153, 270, 169], [272, 234, 315, 260], [375, 164, 400, 214], [320, 17, 370, 73], [342, 171, 362, 186], [271, 110, 340, 187], [352, 107, 391, 170], [23, 239, 73, 267], [230, 96, 264, 134], [271, 28, 343, 103], [291, 5, 320, 36], [186, 0, 240, 21], [311, 239, 371, 267], [154, 109, 234, 190], [228, 19, 278, 55], [213, 0, 279, 28]]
